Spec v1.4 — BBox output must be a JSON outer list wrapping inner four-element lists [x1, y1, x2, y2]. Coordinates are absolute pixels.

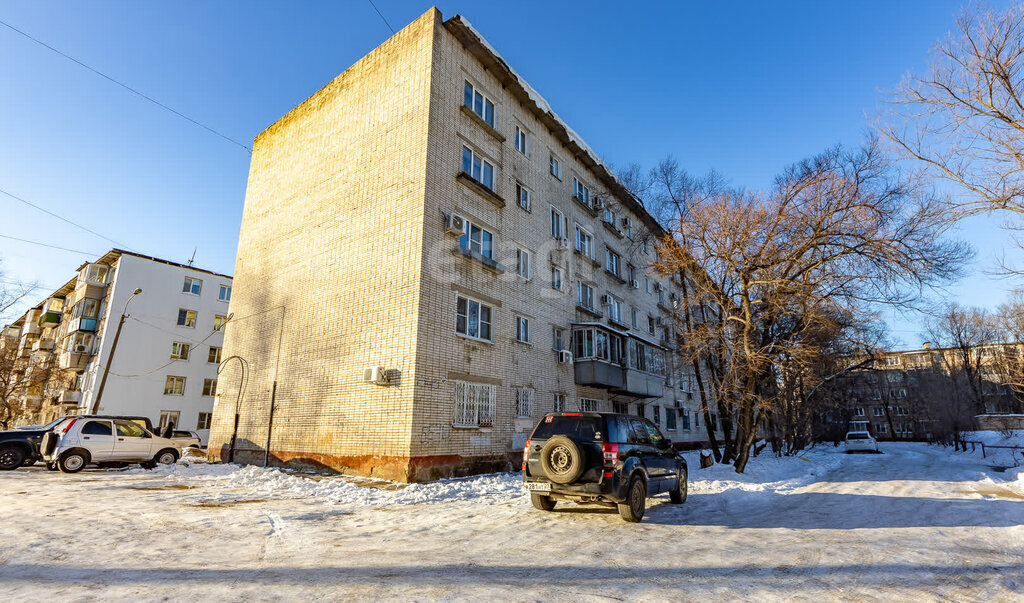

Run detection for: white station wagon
[[42, 417, 182, 473], [844, 431, 880, 453]]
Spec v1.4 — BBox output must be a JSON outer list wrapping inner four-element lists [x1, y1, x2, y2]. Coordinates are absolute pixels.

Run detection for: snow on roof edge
[[447, 15, 663, 235]]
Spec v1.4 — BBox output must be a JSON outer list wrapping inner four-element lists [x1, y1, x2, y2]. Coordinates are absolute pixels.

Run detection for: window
[[550, 155, 561, 178], [653, 405, 661, 425], [85, 264, 109, 284], [553, 327, 566, 351], [574, 327, 624, 364], [855, 407, 865, 417], [579, 398, 599, 412], [218, 285, 231, 302], [202, 378, 217, 396], [680, 409, 691, 430], [875, 422, 888, 434], [119, 420, 148, 437], [550, 206, 565, 239], [208, 346, 221, 364], [516, 182, 531, 211], [645, 278, 652, 293], [516, 248, 532, 279], [605, 250, 621, 278], [887, 372, 902, 383], [574, 224, 594, 258], [576, 281, 595, 311], [627, 339, 667, 376], [627, 264, 636, 284], [613, 401, 630, 414], [213, 314, 227, 331], [68, 332, 94, 353], [553, 393, 567, 413], [164, 376, 186, 395], [461, 146, 495, 190], [603, 206, 617, 226], [624, 217, 633, 238], [515, 316, 531, 344], [572, 177, 591, 207], [71, 298, 99, 319], [158, 411, 179, 431], [197, 412, 212, 430], [895, 405, 909, 416], [551, 266, 563, 291], [459, 219, 494, 259], [885, 356, 901, 366], [642, 239, 650, 254], [183, 277, 202, 295], [177, 309, 197, 328], [516, 388, 535, 418], [463, 81, 495, 126], [666, 406, 678, 430], [648, 315, 656, 335], [453, 380, 495, 427], [872, 406, 884, 417], [170, 342, 190, 360], [607, 296, 621, 323], [631, 308, 639, 329], [514, 126, 528, 155], [81, 420, 113, 436], [456, 296, 493, 341]]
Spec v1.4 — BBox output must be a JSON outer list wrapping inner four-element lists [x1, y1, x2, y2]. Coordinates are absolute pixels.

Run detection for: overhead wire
[[0, 18, 252, 153], [0, 233, 102, 256], [0, 187, 131, 250]]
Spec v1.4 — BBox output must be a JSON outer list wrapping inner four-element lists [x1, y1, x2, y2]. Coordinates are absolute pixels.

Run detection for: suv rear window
[[847, 433, 869, 440], [531, 416, 604, 441]]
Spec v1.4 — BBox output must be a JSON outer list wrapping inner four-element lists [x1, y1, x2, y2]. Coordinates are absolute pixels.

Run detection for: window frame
[[163, 376, 186, 396], [516, 387, 535, 418], [218, 284, 232, 302], [182, 277, 202, 295], [459, 218, 495, 260], [177, 309, 197, 328], [574, 224, 594, 259], [202, 378, 217, 397], [550, 205, 565, 239], [572, 177, 591, 208], [515, 182, 531, 211], [515, 315, 531, 344], [576, 281, 595, 311], [549, 154, 561, 179], [456, 295, 494, 342], [452, 380, 496, 428], [170, 341, 190, 360], [196, 412, 212, 430], [208, 346, 222, 364], [461, 145, 495, 190], [551, 266, 563, 291], [213, 314, 227, 331], [516, 247, 532, 280], [579, 398, 599, 412], [514, 125, 528, 155], [463, 80, 495, 126]]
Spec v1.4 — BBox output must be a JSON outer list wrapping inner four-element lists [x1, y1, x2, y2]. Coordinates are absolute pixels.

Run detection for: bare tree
[[654, 138, 972, 473], [0, 260, 37, 323]]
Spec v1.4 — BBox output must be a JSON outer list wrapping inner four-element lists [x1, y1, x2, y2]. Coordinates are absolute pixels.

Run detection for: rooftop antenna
[[187, 247, 197, 267]]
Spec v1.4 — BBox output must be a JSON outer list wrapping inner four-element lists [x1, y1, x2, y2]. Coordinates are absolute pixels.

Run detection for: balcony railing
[[60, 390, 82, 404], [31, 338, 54, 352], [573, 359, 665, 399], [38, 311, 62, 328], [58, 352, 90, 371]]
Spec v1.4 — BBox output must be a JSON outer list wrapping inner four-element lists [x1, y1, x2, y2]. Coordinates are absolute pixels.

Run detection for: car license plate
[[524, 481, 551, 492]]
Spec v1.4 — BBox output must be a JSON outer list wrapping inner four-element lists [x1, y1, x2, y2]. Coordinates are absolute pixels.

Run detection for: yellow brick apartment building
[[207, 8, 716, 480]]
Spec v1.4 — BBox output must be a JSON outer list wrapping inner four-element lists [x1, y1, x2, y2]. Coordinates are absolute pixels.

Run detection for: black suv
[[522, 412, 687, 522]]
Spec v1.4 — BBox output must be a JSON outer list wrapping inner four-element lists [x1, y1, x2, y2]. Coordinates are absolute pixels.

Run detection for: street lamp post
[[90, 288, 142, 414]]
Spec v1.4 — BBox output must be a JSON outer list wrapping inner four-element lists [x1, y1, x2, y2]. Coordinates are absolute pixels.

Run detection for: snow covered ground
[[1, 443, 1021, 601]]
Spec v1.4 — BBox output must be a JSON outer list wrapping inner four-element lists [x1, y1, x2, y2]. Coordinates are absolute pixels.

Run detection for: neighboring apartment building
[[2, 249, 232, 442], [826, 342, 1023, 440], [207, 8, 720, 481]]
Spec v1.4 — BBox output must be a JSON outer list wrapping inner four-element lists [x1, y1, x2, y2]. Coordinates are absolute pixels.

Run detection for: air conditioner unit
[[600, 294, 613, 306], [557, 350, 574, 364], [654, 282, 664, 292], [592, 198, 605, 211], [445, 213, 466, 236], [74, 345, 88, 353], [629, 279, 640, 289], [557, 237, 569, 249], [363, 366, 389, 385]]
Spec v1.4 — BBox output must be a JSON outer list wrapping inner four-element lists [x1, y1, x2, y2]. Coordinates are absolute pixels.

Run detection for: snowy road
[[1, 443, 1021, 601]]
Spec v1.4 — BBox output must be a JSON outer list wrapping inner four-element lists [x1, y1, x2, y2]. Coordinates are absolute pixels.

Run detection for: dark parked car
[[522, 412, 687, 522], [0, 418, 67, 470], [0, 415, 156, 470]]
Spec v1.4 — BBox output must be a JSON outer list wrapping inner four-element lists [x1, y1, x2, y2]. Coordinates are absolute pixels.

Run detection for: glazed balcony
[[68, 317, 98, 333], [31, 338, 54, 352], [58, 352, 90, 371], [573, 360, 665, 399], [60, 390, 82, 405]]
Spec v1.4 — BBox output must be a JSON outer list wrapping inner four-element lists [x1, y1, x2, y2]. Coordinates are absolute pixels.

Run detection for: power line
[[366, 0, 396, 34], [0, 18, 251, 153], [0, 233, 102, 256], [0, 187, 130, 250]]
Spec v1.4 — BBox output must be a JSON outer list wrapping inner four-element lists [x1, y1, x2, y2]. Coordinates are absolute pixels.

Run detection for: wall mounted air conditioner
[[557, 350, 574, 364], [600, 294, 613, 306], [74, 345, 88, 353], [445, 213, 466, 236], [363, 366, 389, 385], [557, 237, 569, 249], [629, 279, 639, 289]]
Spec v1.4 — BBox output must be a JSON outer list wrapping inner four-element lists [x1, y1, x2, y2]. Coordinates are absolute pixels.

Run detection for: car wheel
[[617, 476, 646, 523], [58, 451, 88, 473], [0, 445, 26, 470], [539, 435, 585, 485], [154, 449, 179, 466], [669, 468, 688, 504], [530, 493, 556, 511]]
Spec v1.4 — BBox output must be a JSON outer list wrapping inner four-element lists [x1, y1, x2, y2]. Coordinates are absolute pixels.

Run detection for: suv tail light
[[602, 442, 619, 467], [521, 438, 531, 470], [61, 418, 77, 435]]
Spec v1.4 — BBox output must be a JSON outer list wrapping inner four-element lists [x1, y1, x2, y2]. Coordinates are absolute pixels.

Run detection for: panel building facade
[[2, 250, 231, 442], [207, 9, 720, 480]]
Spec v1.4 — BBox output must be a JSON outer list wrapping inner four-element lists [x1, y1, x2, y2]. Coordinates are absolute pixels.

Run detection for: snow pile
[[961, 429, 1024, 447], [958, 430, 1024, 468], [683, 445, 847, 496]]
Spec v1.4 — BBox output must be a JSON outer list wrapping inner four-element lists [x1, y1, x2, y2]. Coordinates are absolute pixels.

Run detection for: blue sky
[[0, 1, 1019, 345]]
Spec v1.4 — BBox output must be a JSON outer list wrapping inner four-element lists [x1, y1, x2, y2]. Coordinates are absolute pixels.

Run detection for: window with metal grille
[[453, 381, 495, 428], [579, 398, 599, 412], [516, 388, 535, 418]]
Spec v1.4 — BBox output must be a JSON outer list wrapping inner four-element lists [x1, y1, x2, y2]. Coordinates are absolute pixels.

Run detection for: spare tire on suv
[[539, 435, 586, 484]]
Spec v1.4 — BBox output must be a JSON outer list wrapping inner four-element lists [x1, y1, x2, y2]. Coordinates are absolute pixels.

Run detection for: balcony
[[38, 311, 62, 328], [573, 360, 665, 399], [60, 390, 82, 405], [22, 396, 42, 410], [22, 321, 40, 336], [68, 317, 98, 333], [31, 338, 54, 352], [58, 352, 90, 371]]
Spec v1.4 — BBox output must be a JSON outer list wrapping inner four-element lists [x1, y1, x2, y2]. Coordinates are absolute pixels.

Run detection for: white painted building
[[5, 250, 232, 443]]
